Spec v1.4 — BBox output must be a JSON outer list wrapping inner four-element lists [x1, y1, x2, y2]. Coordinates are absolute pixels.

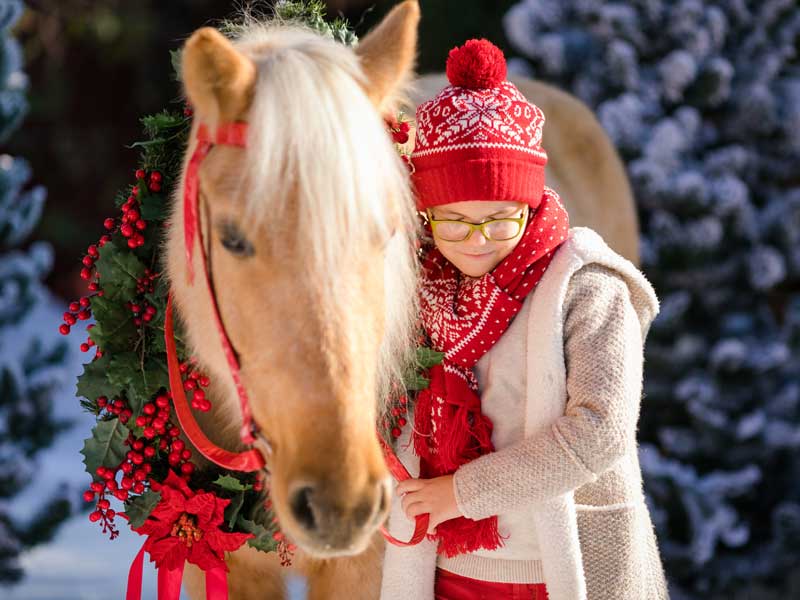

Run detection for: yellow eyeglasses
[[426, 208, 528, 242]]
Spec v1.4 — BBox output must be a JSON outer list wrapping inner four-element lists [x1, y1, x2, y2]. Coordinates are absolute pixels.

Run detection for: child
[[380, 40, 670, 600]]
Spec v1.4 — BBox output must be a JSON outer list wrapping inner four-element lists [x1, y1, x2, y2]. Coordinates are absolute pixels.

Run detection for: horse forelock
[[222, 24, 419, 416]]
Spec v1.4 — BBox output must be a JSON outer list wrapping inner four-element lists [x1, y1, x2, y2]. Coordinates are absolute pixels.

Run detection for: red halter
[[167, 120, 264, 471], [169, 121, 427, 545]]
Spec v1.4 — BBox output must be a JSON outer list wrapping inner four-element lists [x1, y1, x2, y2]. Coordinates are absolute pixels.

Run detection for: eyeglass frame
[[425, 207, 529, 242]]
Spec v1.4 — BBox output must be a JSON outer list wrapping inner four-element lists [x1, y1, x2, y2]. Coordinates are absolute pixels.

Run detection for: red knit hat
[[411, 39, 548, 210]]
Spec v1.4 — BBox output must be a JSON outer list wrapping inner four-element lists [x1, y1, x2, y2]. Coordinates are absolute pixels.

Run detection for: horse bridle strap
[[165, 293, 265, 471], [175, 120, 428, 545], [169, 120, 265, 472]]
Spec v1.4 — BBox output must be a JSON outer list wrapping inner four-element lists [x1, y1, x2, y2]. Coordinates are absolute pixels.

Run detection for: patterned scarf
[[413, 187, 571, 557]]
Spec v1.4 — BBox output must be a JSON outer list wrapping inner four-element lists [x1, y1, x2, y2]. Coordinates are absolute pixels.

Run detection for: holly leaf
[[81, 419, 130, 479], [403, 371, 430, 392], [140, 193, 166, 222], [106, 352, 143, 410], [89, 296, 136, 352], [236, 516, 278, 554], [416, 347, 444, 369], [142, 357, 170, 398], [94, 243, 146, 301], [213, 475, 253, 493], [141, 109, 185, 135], [148, 330, 167, 355], [107, 352, 170, 414], [125, 490, 162, 529], [76, 353, 112, 403], [225, 493, 246, 529]]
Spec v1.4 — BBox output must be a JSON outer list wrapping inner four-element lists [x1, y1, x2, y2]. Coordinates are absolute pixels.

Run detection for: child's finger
[[400, 492, 415, 515], [396, 478, 425, 494], [401, 489, 427, 514], [405, 500, 430, 520]]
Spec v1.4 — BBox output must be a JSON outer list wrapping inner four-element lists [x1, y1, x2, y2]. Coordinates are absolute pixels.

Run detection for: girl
[[380, 40, 670, 600]]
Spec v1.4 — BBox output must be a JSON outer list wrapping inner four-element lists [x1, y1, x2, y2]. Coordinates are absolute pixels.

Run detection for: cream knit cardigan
[[380, 226, 670, 600]]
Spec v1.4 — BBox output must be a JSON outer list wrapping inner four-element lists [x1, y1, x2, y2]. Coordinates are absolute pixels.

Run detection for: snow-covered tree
[[504, 1, 800, 597], [0, 0, 72, 583]]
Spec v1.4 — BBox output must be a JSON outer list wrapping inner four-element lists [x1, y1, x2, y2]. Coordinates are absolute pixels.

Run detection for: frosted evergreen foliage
[[0, 0, 25, 143], [505, 0, 800, 596], [0, 0, 72, 584]]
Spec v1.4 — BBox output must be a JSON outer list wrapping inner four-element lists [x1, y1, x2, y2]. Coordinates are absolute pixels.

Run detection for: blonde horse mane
[[219, 22, 419, 417]]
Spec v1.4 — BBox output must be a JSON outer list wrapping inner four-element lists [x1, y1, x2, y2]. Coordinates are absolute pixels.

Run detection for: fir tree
[[0, 0, 72, 583], [505, 1, 800, 597]]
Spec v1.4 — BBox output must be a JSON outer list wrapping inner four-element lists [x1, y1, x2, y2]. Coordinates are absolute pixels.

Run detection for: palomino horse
[[407, 74, 641, 266], [165, 1, 421, 598]]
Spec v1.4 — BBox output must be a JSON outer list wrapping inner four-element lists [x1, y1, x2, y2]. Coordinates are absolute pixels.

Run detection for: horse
[[407, 74, 641, 266], [163, 1, 422, 598]]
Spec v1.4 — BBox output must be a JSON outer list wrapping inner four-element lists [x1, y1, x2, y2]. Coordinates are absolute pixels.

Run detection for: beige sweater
[[380, 227, 670, 600]]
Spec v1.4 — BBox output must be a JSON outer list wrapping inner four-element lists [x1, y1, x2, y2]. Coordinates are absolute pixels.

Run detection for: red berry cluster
[[139, 169, 163, 193], [79, 237, 110, 285], [179, 359, 213, 412], [385, 115, 413, 171], [60, 226, 116, 341], [130, 390, 195, 478], [61, 237, 113, 339], [97, 395, 133, 425], [85, 467, 120, 539], [82, 236, 112, 286], [60, 296, 92, 335], [383, 395, 409, 439], [388, 119, 411, 144], [128, 268, 161, 329], [136, 268, 159, 295], [84, 388, 199, 536], [101, 168, 162, 250], [126, 300, 158, 327]]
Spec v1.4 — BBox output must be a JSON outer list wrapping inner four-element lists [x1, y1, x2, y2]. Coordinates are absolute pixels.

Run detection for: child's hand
[[397, 475, 463, 535]]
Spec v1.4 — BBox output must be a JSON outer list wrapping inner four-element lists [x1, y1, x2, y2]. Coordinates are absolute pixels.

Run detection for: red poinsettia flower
[[132, 470, 252, 572]]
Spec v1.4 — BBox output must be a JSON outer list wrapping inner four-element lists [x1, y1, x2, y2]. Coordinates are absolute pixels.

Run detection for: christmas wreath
[[61, 0, 440, 591]]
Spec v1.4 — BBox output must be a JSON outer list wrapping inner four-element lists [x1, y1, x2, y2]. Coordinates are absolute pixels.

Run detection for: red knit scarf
[[413, 187, 570, 557]]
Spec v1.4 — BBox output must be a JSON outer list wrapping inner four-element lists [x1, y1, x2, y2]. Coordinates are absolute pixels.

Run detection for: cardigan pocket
[[575, 503, 648, 600]]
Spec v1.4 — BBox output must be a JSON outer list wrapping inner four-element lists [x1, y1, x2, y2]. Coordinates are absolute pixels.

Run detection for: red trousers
[[434, 568, 550, 600]]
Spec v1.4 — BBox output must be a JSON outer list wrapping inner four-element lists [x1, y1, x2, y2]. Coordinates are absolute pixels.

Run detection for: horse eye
[[219, 222, 255, 257]]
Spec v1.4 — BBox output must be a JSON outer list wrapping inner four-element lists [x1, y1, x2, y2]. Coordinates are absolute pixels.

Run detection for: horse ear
[[356, 0, 420, 111], [181, 27, 256, 126]]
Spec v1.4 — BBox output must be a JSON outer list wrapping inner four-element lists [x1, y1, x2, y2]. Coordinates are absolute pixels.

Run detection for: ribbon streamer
[[127, 542, 229, 600]]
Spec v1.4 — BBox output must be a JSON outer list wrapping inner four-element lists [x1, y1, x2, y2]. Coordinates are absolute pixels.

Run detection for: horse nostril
[[289, 485, 317, 532]]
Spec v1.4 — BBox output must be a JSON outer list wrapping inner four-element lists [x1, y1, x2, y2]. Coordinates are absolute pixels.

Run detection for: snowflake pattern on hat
[[410, 39, 549, 210], [414, 82, 547, 157]]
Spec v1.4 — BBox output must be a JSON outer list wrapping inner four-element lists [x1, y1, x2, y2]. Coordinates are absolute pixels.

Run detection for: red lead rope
[[378, 436, 431, 547], [165, 293, 265, 471]]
